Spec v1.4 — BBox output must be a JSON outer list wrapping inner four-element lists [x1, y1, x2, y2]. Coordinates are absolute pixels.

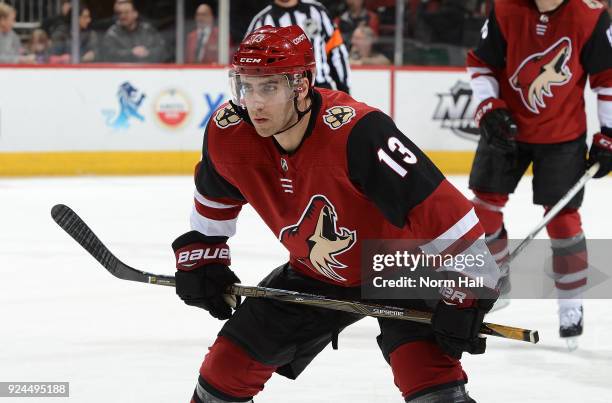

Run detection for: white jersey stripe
[[592, 87, 612, 96], [194, 190, 239, 209], [598, 96, 612, 128], [467, 66, 493, 75], [470, 75, 499, 103], [420, 208, 480, 255], [190, 206, 238, 237]]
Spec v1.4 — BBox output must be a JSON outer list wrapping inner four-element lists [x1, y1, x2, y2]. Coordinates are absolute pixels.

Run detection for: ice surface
[[1, 175, 611, 402]]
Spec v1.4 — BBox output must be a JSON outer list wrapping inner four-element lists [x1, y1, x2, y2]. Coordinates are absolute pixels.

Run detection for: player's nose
[[252, 99, 265, 110]]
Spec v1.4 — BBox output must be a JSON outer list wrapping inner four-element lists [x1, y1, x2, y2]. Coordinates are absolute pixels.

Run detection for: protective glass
[[229, 72, 299, 107]]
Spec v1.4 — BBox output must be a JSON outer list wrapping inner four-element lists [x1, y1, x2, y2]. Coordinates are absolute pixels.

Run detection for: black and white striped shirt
[[245, 0, 351, 93]]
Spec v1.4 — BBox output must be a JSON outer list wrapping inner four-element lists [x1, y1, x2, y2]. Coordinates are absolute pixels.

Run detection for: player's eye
[[262, 84, 278, 94]]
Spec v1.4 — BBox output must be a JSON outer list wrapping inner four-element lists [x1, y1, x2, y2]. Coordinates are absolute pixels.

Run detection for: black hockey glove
[[587, 131, 612, 179], [431, 284, 498, 359], [173, 231, 241, 320], [475, 98, 518, 154]]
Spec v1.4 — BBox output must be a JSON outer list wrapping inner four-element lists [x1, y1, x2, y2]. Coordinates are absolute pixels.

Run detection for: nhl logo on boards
[[214, 105, 242, 129], [432, 81, 479, 142], [323, 106, 356, 129]]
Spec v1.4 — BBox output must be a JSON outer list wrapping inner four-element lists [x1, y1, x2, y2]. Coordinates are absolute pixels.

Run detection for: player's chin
[[253, 124, 276, 138]]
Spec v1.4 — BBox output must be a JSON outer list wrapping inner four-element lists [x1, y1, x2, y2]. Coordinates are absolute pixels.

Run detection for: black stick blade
[[51, 204, 123, 278], [51, 204, 175, 286]]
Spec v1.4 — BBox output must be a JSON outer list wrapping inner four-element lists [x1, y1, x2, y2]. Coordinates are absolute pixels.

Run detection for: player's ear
[[296, 76, 310, 102]]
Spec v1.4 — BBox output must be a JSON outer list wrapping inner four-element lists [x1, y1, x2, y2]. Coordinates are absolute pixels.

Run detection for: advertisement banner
[[0, 67, 229, 152], [0, 66, 600, 175]]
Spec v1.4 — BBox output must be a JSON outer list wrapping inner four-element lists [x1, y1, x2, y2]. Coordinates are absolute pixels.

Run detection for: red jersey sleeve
[[466, 5, 507, 103], [191, 124, 247, 238], [582, 10, 612, 131], [346, 111, 502, 288]]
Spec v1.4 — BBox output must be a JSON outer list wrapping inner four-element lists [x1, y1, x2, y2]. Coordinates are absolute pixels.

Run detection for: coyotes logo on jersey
[[509, 37, 573, 114], [279, 195, 356, 282]]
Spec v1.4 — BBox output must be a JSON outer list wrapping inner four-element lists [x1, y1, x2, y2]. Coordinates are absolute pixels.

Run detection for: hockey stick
[[51, 203, 539, 344], [505, 162, 600, 265], [488, 163, 600, 312]]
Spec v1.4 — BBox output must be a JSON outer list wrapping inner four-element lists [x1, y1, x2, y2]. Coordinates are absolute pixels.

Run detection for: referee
[[246, 0, 352, 93]]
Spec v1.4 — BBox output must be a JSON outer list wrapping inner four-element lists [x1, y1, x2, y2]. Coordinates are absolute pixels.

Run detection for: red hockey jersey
[[190, 88, 500, 287], [467, 0, 612, 143]]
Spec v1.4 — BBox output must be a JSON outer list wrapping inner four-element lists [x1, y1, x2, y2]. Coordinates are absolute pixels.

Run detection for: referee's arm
[[321, 11, 351, 93]]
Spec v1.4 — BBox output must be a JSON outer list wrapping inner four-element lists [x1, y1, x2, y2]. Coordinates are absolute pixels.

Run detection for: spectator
[[42, 0, 71, 38], [186, 4, 218, 64], [27, 29, 51, 63], [89, 0, 131, 33], [336, 0, 379, 48], [0, 3, 26, 63], [102, 0, 165, 63], [349, 25, 390, 65], [418, 0, 468, 45], [50, 5, 99, 63]]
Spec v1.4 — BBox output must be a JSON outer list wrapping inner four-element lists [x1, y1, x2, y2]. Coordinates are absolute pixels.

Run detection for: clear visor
[[229, 71, 301, 107]]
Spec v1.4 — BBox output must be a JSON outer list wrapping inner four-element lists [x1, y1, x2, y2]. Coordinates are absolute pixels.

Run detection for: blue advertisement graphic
[[199, 93, 225, 129], [102, 82, 146, 130]]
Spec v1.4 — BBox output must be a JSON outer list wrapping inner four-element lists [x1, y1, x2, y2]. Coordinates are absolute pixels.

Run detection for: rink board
[[0, 65, 599, 175]]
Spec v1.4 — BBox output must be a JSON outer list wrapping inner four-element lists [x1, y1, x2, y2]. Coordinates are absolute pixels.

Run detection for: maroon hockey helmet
[[232, 25, 316, 82], [230, 25, 316, 108]]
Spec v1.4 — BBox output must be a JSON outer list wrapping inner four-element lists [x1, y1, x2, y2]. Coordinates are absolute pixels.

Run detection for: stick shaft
[[227, 284, 538, 343], [506, 162, 599, 264]]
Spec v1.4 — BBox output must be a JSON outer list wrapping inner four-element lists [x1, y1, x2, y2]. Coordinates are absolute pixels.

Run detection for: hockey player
[[467, 0, 612, 347], [174, 25, 501, 403]]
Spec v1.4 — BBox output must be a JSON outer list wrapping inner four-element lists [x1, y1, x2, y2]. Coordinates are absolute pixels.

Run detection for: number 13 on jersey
[[377, 137, 418, 177]]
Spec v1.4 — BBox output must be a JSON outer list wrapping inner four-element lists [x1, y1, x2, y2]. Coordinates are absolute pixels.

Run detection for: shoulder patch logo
[[323, 106, 356, 130], [214, 105, 242, 129], [581, 0, 603, 9]]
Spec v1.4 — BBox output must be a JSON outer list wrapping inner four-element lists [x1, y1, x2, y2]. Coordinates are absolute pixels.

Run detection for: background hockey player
[[173, 25, 501, 403], [466, 0, 612, 346]]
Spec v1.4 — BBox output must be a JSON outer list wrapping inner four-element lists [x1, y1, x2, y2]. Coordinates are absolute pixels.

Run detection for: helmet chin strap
[[273, 91, 313, 135]]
